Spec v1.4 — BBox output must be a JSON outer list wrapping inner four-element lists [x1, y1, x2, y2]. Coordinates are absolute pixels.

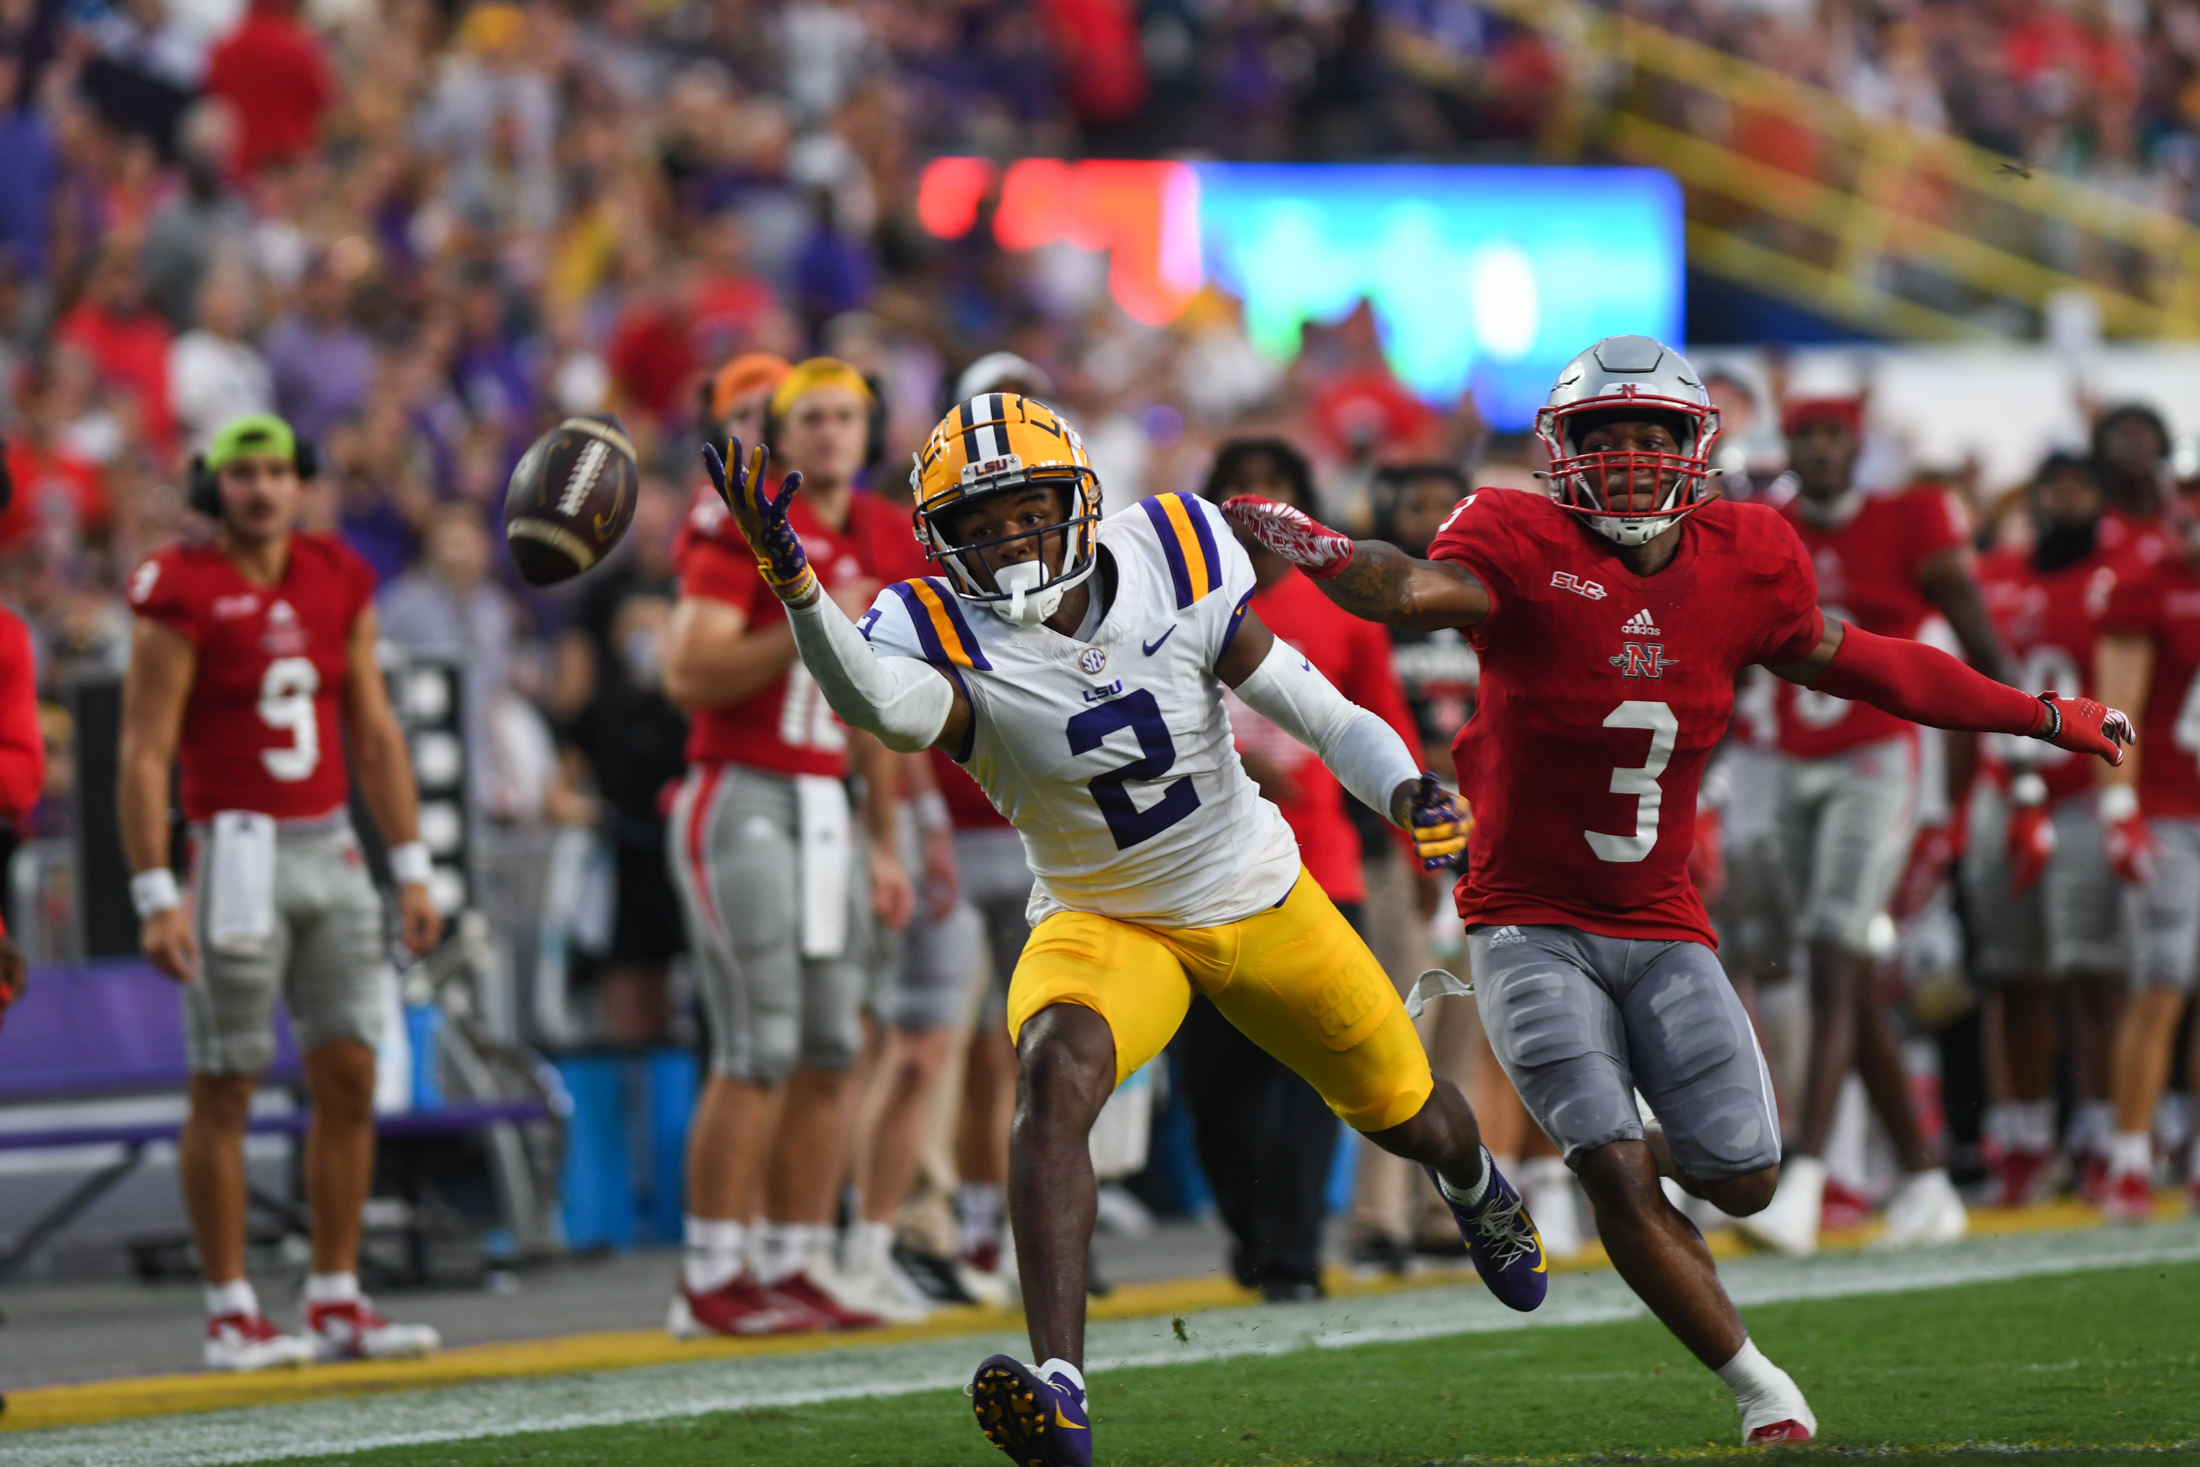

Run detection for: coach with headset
[[117, 412, 444, 1369]]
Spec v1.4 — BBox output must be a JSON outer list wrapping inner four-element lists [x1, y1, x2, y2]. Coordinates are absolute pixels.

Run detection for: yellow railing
[[1471, 0, 2200, 338]]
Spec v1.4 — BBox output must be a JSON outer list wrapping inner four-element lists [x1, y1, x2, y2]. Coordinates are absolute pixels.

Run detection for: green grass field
[[236, 1259, 2198, 1467]]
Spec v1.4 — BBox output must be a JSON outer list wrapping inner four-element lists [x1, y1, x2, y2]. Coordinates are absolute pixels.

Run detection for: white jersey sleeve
[[863, 497, 1302, 929]]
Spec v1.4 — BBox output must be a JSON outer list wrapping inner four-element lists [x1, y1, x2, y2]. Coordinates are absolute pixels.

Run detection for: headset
[[188, 431, 320, 518]]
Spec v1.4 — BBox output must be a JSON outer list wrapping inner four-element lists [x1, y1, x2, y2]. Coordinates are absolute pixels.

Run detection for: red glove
[[1220, 495, 1357, 579], [2100, 785, 2154, 884], [2005, 772, 2055, 895], [2035, 694, 2134, 766], [1689, 802, 1727, 907]]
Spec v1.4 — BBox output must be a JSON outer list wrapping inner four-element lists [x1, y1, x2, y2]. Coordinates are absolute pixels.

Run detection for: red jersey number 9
[[259, 656, 322, 782]]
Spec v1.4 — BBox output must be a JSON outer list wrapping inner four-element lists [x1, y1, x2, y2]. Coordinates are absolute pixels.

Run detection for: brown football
[[503, 413, 640, 586]]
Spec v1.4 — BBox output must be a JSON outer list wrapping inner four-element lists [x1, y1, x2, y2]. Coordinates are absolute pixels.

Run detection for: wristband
[[2029, 694, 2062, 742], [913, 791, 951, 835], [2098, 784, 2139, 823], [132, 868, 182, 919], [389, 841, 434, 887]]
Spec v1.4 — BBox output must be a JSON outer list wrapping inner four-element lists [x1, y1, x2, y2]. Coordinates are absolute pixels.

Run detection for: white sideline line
[[9, 1223, 2198, 1467]]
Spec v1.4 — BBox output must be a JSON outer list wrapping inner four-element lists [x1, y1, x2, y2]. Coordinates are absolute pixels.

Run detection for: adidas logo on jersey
[[1621, 609, 1660, 637], [1487, 926, 1527, 947]]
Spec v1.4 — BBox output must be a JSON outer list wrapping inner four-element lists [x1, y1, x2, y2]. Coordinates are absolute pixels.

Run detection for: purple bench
[[0, 959, 553, 1279]]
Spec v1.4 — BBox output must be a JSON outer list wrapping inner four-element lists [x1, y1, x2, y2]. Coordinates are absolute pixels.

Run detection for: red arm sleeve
[[1812, 622, 2048, 737], [0, 611, 45, 818]]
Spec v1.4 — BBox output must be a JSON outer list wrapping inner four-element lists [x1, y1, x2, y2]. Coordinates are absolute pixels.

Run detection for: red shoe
[[763, 1269, 884, 1330], [965, 1240, 1000, 1275], [2102, 1169, 2154, 1223], [2078, 1153, 2110, 1205], [1994, 1147, 2054, 1208], [1747, 1419, 1815, 1444], [205, 1310, 314, 1371], [1820, 1176, 1872, 1231], [304, 1297, 441, 1361], [668, 1275, 830, 1338]]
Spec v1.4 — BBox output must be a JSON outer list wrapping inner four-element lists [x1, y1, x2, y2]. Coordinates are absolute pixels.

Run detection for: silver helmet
[[1534, 336, 1722, 547]]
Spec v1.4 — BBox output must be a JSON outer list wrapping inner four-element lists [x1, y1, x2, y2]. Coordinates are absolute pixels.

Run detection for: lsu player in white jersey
[[703, 392, 1548, 1467]]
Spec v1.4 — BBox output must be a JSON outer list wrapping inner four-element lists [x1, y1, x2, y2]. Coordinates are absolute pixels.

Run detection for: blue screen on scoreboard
[[1190, 165, 1685, 432]]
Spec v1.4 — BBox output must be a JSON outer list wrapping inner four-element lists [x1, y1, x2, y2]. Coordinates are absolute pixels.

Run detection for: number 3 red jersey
[[126, 533, 378, 821], [1430, 489, 1823, 945]]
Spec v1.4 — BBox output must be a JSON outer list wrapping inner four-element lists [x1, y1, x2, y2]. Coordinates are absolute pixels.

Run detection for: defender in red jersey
[[1755, 394, 2014, 1255], [1963, 457, 2128, 1206], [2094, 521, 2200, 1220], [117, 414, 443, 1370], [1226, 336, 2130, 1444], [661, 358, 914, 1337]]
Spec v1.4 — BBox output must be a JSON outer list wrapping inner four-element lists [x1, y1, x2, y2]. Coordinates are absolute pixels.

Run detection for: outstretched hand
[[703, 437, 816, 603], [2034, 694, 2134, 766], [1393, 771, 1471, 871], [1221, 495, 1357, 580]]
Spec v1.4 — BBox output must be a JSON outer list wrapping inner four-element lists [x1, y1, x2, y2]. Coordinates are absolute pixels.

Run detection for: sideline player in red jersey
[[2093, 508, 2200, 1220], [1224, 336, 2131, 1443], [661, 358, 914, 1337], [1965, 456, 2128, 1206], [1748, 392, 2014, 1255], [117, 414, 444, 1370], [0, 443, 43, 1033]]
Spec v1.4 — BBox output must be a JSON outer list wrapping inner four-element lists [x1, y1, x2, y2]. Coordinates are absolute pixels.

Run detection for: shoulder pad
[[1132, 493, 1229, 609], [876, 578, 993, 671]]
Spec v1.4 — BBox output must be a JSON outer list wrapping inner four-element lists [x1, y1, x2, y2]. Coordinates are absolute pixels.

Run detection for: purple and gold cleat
[[971, 1354, 1091, 1467], [1425, 1160, 1549, 1311]]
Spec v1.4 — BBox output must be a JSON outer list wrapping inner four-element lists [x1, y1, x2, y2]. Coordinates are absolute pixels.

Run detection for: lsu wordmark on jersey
[[859, 491, 1301, 929]]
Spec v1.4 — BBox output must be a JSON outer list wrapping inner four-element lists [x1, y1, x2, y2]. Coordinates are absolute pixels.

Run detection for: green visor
[[206, 414, 296, 470]]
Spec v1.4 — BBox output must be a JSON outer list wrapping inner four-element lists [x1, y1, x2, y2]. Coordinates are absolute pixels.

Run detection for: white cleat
[[1522, 1157, 1584, 1257], [304, 1298, 442, 1361], [1735, 1155, 1825, 1258], [205, 1311, 316, 1371], [1740, 1371, 1818, 1445], [811, 1247, 930, 1325], [1871, 1167, 1968, 1249]]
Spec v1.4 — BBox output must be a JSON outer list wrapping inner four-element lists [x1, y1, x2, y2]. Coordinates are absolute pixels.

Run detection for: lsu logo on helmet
[[912, 393, 1103, 625]]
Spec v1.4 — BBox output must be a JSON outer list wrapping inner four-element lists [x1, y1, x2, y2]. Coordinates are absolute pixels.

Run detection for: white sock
[[753, 1221, 806, 1286], [848, 1219, 895, 1273], [2004, 1099, 2055, 1153], [2071, 1100, 2114, 1157], [683, 1217, 746, 1295], [958, 1182, 1003, 1255], [304, 1271, 360, 1305], [1437, 1147, 1494, 1211], [2108, 1131, 2152, 1177], [1715, 1337, 1811, 1434], [1039, 1357, 1086, 1400], [805, 1223, 840, 1269], [205, 1278, 258, 1318]]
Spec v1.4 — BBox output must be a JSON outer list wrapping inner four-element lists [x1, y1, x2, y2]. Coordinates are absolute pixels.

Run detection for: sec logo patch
[[1079, 647, 1108, 675]]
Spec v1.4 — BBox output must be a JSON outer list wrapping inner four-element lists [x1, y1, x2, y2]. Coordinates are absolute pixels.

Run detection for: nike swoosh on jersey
[[1142, 625, 1177, 656]]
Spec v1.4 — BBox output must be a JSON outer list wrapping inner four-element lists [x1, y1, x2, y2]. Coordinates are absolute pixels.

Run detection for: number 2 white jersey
[[860, 493, 1302, 928]]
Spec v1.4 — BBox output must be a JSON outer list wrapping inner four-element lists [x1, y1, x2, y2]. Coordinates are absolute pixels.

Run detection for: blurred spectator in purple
[[266, 251, 375, 443], [0, 52, 56, 281]]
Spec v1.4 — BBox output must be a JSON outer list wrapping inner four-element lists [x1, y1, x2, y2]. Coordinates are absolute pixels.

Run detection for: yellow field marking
[[3, 1190, 2180, 1433]]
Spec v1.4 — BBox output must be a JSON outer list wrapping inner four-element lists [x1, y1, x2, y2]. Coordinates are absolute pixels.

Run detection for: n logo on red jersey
[[1609, 641, 1673, 678]]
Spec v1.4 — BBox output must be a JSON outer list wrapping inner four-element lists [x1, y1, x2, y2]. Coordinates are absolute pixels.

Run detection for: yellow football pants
[[1004, 869, 1434, 1133]]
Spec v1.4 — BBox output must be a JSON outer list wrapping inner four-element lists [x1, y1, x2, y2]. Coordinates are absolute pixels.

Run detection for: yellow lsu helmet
[[911, 392, 1103, 625]]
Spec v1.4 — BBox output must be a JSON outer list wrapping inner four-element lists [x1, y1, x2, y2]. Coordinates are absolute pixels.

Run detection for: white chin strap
[[1590, 513, 1678, 547], [990, 559, 1062, 625]]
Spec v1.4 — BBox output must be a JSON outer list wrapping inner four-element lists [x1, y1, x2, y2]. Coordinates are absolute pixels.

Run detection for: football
[[503, 413, 640, 586]]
